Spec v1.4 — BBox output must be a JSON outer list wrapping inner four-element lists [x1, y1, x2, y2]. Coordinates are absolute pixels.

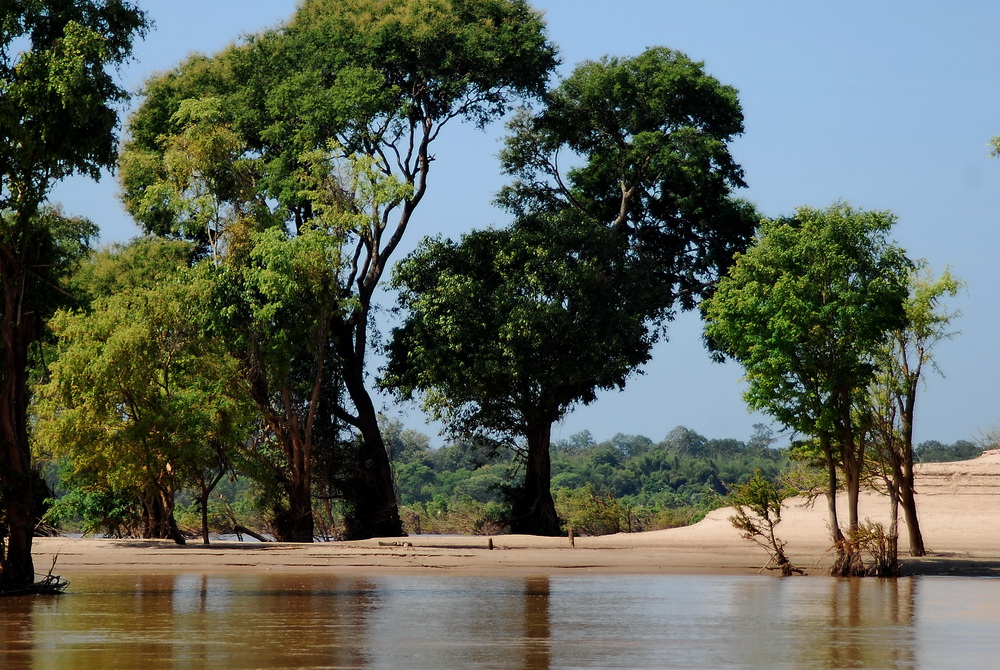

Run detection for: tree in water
[[0, 1, 147, 591], [704, 203, 911, 576]]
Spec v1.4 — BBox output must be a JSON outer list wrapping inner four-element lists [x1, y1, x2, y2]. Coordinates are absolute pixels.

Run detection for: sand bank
[[33, 451, 1000, 578]]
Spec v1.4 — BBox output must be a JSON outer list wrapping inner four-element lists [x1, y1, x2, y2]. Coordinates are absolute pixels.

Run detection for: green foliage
[[388, 212, 661, 446], [499, 46, 755, 312], [554, 486, 627, 536], [118, 0, 557, 540], [704, 202, 912, 438], [1, 1, 148, 214], [914, 439, 983, 463], [2, 0, 148, 587], [31, 239, 251, 541]]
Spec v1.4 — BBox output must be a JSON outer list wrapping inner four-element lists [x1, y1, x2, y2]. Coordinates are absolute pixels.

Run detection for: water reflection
[[2, 572, 1000, 669]]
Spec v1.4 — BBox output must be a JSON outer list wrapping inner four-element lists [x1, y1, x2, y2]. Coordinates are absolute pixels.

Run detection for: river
[[2, 573, 999, 668]]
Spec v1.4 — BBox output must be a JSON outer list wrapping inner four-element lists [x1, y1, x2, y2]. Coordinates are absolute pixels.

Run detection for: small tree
[[873, 266, 960, 557], [727, 470, 802, 576]]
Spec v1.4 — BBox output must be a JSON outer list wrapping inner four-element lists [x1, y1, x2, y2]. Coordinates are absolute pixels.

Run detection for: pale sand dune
[[32, 451, 1000, 577]]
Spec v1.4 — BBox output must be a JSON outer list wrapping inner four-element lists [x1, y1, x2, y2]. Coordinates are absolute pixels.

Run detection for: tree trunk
[[511, 422, 561, 536], [898, 384, 926, 556], [272, 475, 314, 542], [821, 434, 845, 546], [160, 488, 186, 546], [340, 400, 404, 540], [0, 266, 36, 591], [336, 316, 404, 541], [898, 475, 925, 556], [199, 487, 210, 545]]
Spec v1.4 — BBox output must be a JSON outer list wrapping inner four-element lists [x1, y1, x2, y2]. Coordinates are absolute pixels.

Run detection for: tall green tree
[[386, 46, 755, 534], [119, 0, 557, 540], [32, 239, 251, 545], [0, 0, 147, 590], [703, 202, 911, 575], [211, 224, 348, 542], [387, 212, 664, 534]]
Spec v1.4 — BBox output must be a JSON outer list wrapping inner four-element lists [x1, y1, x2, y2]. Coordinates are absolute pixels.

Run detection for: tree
[[32, 239, 251, 545], [387, 212, 664, 534], [703, 203, 911, 575], [0, 1, 147, 590], [386, 46, 756, 535], [867, 265, 961, 557], [727, 469, 802, 576], [119, 0, 557, 540], [211, 225, 347, 541]]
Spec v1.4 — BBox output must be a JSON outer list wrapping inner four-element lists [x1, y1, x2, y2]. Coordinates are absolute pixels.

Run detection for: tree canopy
[[386, 46, 755, 534], [32, 239, 250, 545], [387, 212, 663, 533]]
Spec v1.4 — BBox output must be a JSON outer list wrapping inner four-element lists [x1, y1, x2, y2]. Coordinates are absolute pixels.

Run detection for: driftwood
[[232, 524, 270, 543]]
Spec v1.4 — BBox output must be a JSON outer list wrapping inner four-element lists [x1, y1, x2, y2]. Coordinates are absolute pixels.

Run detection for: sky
[[49, 1, 1000, 447]]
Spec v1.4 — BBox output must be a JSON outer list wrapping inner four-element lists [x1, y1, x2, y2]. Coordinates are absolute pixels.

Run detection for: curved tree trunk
[[339, 392, 404, 540], [511, 422, 561, 536], [336, 310, 404, 541]]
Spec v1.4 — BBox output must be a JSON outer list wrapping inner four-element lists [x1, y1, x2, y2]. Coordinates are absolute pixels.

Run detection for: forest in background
[[40, 421, 982, 541]]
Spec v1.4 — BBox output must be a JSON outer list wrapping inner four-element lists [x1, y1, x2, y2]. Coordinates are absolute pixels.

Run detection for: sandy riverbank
[[32, 450, 1000, 578]]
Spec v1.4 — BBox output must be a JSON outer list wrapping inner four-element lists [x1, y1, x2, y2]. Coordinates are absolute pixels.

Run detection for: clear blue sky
[[50, 1, 1000, 446]]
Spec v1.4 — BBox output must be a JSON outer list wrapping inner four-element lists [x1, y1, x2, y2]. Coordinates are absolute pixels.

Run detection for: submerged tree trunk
[[0, 258, 36, 591], [511, 422, 561, 536]]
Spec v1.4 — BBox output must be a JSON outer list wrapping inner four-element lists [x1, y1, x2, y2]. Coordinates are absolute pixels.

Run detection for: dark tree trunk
[[821, 434, 845, 546], [141, 488, 185, 545], [511, 422, 561, 536], [340, 396, 404, 540], [0, 257, 36, 591], [898, 475, 925, 556], [272, 476, 314, 542], [898, 387, 926, 556], [336, 314, 404, 541]]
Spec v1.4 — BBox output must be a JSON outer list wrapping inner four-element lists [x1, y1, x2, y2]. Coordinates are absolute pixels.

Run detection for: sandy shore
[[33, 450, 1000, 578]]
